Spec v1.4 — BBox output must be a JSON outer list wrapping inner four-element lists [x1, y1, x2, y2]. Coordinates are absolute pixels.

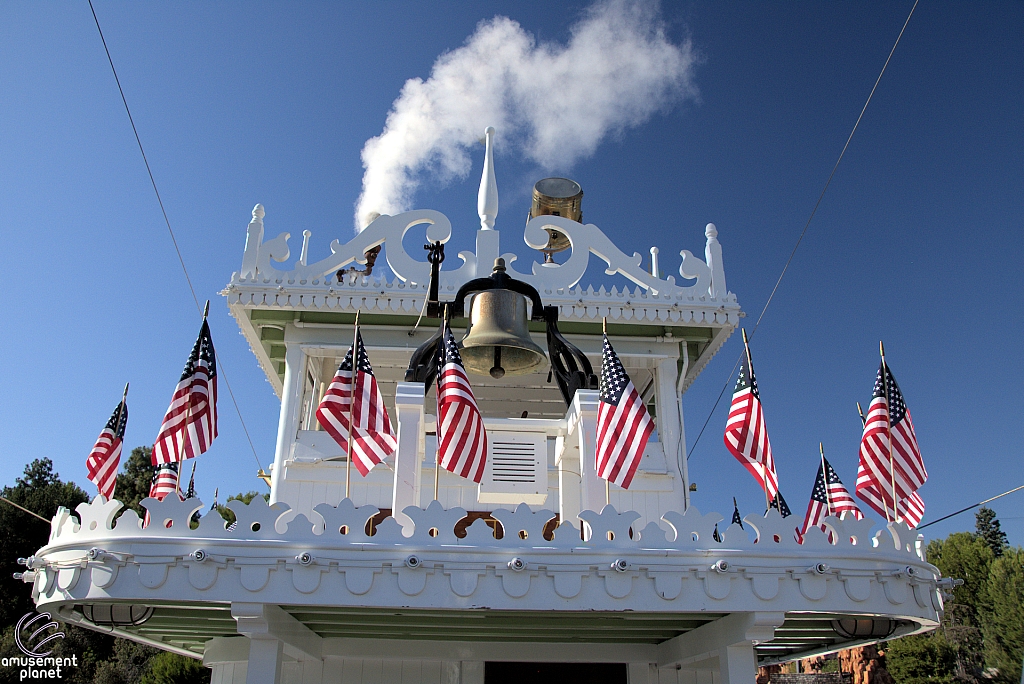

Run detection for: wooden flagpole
[[742, 329, 772, 512], [603, 317, 610, 508], [434, 307, 448, 502], [345, 311, 360, 500], [879, 341, 899, 523], [819, 442, 832, 517]]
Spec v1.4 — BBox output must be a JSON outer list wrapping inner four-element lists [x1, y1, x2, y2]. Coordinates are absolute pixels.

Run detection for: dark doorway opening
[[485, 662, 627, 684]]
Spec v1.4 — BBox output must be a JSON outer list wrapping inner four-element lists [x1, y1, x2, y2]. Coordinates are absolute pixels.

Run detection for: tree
[[888, 533, 997, 682], [884, 633, 958, 684], [214, 491, 270, 526], [981, 548, 1024, 684], [927, 533, 994, 629], [0, 459, 89, 628], [114, 446, 157, 516], [140, 651, 211, 684], [92, 638, 159, 684], [975, 507, 1008, 558]]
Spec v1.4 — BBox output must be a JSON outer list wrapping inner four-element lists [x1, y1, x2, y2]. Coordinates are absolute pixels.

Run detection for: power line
[[688, 0, 920, 459], [917, 484, 1024, 530], [86, 0, 264, 474], [0, 497, 50, 524]]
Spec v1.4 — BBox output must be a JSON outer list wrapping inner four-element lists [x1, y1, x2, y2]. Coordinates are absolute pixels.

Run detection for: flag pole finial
[[602, 317, 607, 335], [122, 382, 130, 400], [879, 340, 885, 359], [203, 300, 210, 320]]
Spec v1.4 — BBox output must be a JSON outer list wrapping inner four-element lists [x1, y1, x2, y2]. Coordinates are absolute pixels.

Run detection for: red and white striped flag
[[143, 464, 180, 528], [86, 394, 128, 500], [800, 457, 863, 541], [153, 319, 218, 465], [597, 333, 655, 489], [316, 330, 397, 476], [724, 342, 780, 499], [856, 360, 927, 527], [436, 323, 487, 483]]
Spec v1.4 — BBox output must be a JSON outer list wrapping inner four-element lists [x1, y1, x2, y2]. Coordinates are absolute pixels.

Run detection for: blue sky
[[1, 2, 1021, 544]]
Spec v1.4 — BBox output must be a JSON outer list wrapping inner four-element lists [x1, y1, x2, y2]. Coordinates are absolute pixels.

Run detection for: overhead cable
[[688, 0, 921, 459], [86, 0, 265, 474]]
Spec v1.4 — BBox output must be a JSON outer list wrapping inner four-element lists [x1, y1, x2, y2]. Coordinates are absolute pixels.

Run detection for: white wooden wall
[[213, 659, 718, 684]]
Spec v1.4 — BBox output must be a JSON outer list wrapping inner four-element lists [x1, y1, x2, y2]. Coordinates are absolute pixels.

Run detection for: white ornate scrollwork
[[236, 207, 731, 301]]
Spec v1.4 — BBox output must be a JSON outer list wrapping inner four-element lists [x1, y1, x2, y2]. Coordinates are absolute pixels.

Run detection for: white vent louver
[[477, 432, 548, 505]]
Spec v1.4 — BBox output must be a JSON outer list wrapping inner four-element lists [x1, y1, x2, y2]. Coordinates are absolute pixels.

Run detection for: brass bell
[[459, 273, 547, 379]]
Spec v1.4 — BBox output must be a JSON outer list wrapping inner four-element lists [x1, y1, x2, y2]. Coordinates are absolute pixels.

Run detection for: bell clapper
[[490, 347, 505, 379]]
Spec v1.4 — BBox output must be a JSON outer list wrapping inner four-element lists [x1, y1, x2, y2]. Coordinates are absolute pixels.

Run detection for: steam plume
[[355, 0, 697, 230]]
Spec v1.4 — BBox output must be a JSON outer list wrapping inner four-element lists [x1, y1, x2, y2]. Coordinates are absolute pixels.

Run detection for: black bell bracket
[[544, 305, 598, 405], [405, 245, 596, 405], [451, 258, 544, 321]]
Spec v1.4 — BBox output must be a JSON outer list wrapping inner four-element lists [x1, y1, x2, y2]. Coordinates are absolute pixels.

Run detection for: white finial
[[300, 230, 312, 266], [478, 126, 498, 230], [649, 246, 660, 277], [704, 223, 726, 299], [241, 205, 266, 279]]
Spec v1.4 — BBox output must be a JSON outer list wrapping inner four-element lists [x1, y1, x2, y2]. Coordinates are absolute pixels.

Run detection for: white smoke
[[355, 0, 698, 230]]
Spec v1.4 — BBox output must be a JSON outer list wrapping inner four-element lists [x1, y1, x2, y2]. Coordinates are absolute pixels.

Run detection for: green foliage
[[140, 651, 211, 684], [93, 638, 158, 684], [927, 532, 994, 628], [215, 491, 270, 525], [885, 633, 958, 684], [981, 548, 1024, 683], [0, 458, 89, 628], [0, 620, 122, 684], [114, 447, 157, 517], [975, 507, 1008, 558]]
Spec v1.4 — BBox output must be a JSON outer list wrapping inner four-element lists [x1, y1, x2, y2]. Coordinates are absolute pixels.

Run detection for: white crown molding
[[28, 496, 942, 631]]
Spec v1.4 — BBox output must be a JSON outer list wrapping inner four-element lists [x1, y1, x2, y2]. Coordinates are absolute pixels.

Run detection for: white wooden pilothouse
[[22, 129, 945, 684]]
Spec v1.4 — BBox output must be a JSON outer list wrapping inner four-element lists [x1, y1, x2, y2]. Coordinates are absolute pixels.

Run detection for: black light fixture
[[831, 618, 897, 639], [82, 604, 154, 627]]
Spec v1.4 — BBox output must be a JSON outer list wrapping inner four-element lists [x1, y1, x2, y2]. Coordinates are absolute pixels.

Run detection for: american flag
[[316, 330, 397, 476], [856, 360, 927, 527], [436, 323, 487, 483], [597, 333, 655, 489], [768, 490, 792, 517], [731, 497, 744, 528], [153, 319, 218, 465], [800, 457, 864, 540], [143, 463, 179, 527], [184, 463, 196, 499], [899, 492, 926, 528], [86, 397, 128, 500], [768, 491, 801, 543], [714, 499, 744, 543], [724, 346, 780, 500]]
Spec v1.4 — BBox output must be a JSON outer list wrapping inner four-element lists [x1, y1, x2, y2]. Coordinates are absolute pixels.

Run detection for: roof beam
[[657, 612, 785, 669], [232, 602, 322, 662]]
